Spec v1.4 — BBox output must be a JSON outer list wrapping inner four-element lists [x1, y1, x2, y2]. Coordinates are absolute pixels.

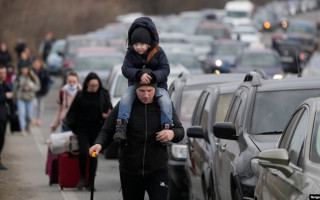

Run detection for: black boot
[[76, 177, 86, 190], [161, 124, 173, 146], [113, 119, 128, 141]]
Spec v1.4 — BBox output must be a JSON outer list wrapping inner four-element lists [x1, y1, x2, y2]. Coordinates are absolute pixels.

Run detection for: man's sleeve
[[94, 103, 119, 150], [171, 104, 185, 143]]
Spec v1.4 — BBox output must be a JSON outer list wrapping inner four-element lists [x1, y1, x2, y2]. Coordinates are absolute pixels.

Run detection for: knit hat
[[134, 68, 157, 89], [131, 27, 152, 45]]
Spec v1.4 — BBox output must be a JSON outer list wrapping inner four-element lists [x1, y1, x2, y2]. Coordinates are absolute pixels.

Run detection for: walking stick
[[90, 152, 97, 200]]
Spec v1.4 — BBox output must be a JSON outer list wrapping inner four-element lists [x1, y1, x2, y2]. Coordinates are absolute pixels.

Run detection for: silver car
[[251, 97, 320, 200]]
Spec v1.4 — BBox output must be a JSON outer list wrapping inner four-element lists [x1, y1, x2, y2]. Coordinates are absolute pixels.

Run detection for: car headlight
[[273, 74, 283, 80], [171, 144, 187, 159], [214, 59, 223, 67]]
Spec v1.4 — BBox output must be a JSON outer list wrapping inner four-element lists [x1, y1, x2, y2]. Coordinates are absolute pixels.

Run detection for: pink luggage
[[45, 147, 60, 185]]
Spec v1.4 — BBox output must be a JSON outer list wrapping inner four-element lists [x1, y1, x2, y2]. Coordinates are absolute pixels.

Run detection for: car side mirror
[[187, 126, 205, 139], [256, 148, 294, 177], [251, 158, 262, 177], [213, 122, 238, 140]]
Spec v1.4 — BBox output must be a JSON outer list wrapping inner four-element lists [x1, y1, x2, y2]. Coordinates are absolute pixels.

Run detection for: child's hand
[[141, 73, 152, 84]]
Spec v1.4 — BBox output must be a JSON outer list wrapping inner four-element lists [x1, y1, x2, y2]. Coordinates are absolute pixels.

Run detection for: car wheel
[[234, 187, 242, 200]]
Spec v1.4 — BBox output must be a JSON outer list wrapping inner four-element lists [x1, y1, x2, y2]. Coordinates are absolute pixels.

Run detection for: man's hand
[[89, 144, 102, 156], [156, 129, 174, 143], [5, 92, 13, 99], [140, 73, 152, 84]]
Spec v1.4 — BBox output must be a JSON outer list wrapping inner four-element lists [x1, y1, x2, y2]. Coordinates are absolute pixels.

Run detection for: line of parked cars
[[180, 70, 320, 200]]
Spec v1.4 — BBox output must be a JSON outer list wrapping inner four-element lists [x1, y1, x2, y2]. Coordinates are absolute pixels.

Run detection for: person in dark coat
[[0, 43, 12, 66], [0, 65, 14, 170], [14, 38, 27, 60], [31, 57, 52, 126], [39, 30, 55, 62], [65, 72, 112, 190], [89, 79, 184, 200], [113, 17, 173, 143]]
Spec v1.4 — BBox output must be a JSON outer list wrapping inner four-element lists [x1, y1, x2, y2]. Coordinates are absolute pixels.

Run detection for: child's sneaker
[[113, 119, 127, 141], [161, 124, 173, 146]]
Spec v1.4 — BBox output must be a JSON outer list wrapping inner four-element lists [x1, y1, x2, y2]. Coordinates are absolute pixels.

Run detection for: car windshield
[[227, 11, 248, 18], [75, 55, 123, 71], [287, 24, 316, 35], [240, 53, 278, 68], [50, 42, 65, 53], [179, 88, 203, 126], [215, 44, 243, 56], [114, 75, 127, 97], [251, 89, 320, 135], [167, 54, 201, 70]]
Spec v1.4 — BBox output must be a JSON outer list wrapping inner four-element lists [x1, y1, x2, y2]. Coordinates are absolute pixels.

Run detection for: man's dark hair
[[0, 65, 6, 70]]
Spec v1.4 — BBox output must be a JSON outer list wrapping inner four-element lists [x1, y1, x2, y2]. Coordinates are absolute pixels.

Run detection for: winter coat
[[122, 17, 170, 90], [0, 82, 14, 121], [65, 88, 113, 133], [94, 98, 184, 175], [51, 84, 81, 130], [0, 51, 12, 66], [32, 67, 52, 97], [13, 71, 40, 101]]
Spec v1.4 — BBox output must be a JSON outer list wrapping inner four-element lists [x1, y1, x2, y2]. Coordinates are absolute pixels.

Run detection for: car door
[[261, 106, 309, 199], [187, 91, 209, 199], [214, 87, 248, 199]]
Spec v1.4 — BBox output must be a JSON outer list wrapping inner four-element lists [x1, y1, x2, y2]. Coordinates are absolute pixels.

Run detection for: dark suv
[[167, 73, 245, 200], [207, 72, 320, 200], [273, 39, 306, 73]]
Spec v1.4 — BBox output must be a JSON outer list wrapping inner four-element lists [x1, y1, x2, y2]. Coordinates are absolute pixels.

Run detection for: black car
[[185, 81, 241, 200], [167, 73, 246, 200], [272, 39, 306, 73], [210, 72, 320, 200]]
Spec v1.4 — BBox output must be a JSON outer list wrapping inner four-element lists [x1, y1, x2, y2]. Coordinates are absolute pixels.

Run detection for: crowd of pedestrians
[[1, 17, 184, 200]]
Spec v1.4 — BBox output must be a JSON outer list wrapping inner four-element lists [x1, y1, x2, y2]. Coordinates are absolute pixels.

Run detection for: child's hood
[[128, 17, 159, 46]]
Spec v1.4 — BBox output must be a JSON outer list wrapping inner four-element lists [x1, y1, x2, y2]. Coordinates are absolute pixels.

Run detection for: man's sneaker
[[161, 124, 173, 146], [113, 119, 127, 141]]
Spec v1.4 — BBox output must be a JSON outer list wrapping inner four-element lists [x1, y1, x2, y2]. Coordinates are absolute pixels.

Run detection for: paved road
[[1, 76, 123, 200]]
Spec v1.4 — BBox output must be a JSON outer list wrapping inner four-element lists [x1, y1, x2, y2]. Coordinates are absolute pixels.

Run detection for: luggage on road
[[45, 147, 60, 185], [58, 152, 89, 190]]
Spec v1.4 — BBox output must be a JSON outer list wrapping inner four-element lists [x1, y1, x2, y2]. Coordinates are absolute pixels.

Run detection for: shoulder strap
[[146, 45, 160, 64]]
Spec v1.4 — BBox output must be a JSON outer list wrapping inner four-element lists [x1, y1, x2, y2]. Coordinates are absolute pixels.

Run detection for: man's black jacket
[[94, 98, 184, 175]]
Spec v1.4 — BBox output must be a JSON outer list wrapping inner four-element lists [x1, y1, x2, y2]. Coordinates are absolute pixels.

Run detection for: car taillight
[[63, 61, 70, 68], [299, 51, 306, 62]]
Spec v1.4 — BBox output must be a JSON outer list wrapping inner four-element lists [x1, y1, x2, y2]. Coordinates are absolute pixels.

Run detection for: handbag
[[47, 131, 79, 155]]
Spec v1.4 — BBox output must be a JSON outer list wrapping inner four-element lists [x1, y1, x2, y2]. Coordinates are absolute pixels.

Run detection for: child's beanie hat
[[131, 27, 152, 45]]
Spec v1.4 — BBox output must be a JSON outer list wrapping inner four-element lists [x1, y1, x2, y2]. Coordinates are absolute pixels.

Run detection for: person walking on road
[[89, 74, 184, 200], [113, 17, 173, 143], [65, 72, 112, 190], [31, 57, 52, 126], [50, 71, 81, 132], [39, 30, 55, 63], [0, 65, 14, 170], [13, 63, 40, 136], [0, 42, 12, 66]]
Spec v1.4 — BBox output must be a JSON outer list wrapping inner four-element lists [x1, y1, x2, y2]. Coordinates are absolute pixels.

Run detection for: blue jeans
[[118, 86, 173, 125], [17, 99, 34, 131]]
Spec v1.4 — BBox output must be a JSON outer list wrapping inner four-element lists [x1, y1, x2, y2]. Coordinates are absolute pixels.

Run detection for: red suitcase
[[45, 147, 60, 185], [58, 153, 89, 190]]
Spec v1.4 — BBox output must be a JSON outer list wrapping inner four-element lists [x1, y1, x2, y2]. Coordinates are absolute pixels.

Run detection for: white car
[[106, 63, 190, 107], [231, 25, 262, 45]]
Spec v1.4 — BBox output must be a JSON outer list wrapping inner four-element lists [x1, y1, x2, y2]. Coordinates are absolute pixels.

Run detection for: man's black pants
[[0, 120, 7, 156], [120, 168, 169, 200]]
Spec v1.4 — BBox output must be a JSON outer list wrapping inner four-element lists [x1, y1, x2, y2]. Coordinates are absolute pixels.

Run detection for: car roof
[[244, 75, 320, 92], [174, 73, 246, 87]]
